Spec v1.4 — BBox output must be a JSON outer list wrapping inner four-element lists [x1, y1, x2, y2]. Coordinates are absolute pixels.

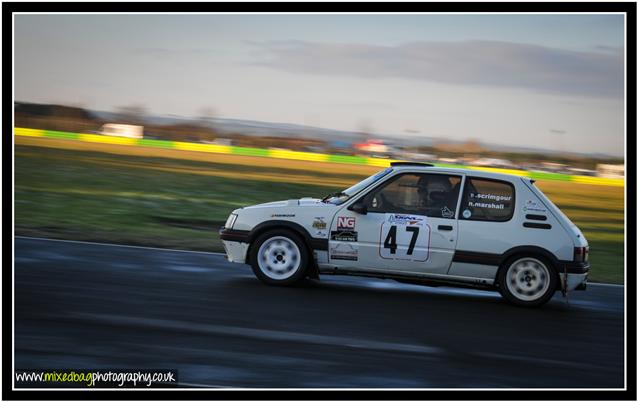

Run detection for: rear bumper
[[559, 272, 589, 292], [557, 261, 589, 291], [559, 261, 590, 275]]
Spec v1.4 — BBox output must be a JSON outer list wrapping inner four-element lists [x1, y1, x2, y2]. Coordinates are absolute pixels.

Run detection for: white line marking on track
[[587, 282, 626, 288], [71, 313, 443, 356], [474, 352, 618, 372], [69, 313, 617, 374], [14, 236, 227, 257]]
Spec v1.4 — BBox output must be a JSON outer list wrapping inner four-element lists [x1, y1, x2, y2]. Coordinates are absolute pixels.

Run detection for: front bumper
[[219, 227, 250, 263], [221, 240, 249, 263]]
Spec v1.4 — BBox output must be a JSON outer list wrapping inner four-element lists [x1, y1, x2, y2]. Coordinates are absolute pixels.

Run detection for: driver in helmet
[[417, 175, 452, 211]]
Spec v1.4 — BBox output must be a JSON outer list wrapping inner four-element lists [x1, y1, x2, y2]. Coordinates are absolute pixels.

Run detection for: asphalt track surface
[[15, 237, 625, 388]]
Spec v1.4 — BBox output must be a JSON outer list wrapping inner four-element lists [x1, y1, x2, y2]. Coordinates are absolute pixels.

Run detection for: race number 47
[[380, 219, 430, 261], [383, 226, 419, 255]]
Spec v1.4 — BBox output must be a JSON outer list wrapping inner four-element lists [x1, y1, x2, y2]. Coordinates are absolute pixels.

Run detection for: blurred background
[[14, 13, 625, 283], [13, 12, 627, 389]]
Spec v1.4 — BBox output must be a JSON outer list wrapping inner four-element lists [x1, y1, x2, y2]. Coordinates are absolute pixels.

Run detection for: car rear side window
[[460, 178, 515, 222]]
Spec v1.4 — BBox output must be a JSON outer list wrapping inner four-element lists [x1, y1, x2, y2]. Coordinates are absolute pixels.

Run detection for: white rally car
[[220, 162, 589, 307]]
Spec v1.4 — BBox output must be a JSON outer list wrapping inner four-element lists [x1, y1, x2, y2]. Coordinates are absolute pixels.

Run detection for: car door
[[328, 172, 463, 276]]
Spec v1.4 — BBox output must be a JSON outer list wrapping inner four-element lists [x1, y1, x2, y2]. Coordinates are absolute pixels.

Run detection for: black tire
[[248, 229, 310, 286], [497, 254, 558, 307]]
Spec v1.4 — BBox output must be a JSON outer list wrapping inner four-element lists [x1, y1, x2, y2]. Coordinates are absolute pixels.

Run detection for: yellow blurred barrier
[[14, 128, 44, 137], [366, 158, 399, 167], [269, 149, 330, 162], [468, 166, 529, 177], [78, 134, 138, 146], [572, 175, 625, 187], [173, 142, 232, 154]]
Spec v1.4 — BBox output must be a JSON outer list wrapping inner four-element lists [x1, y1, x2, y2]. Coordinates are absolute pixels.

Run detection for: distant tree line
[[14, 102, 325, 151]]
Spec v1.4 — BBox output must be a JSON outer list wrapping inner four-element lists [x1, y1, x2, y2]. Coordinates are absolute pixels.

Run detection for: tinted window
[[363, 173, 462, 218], [460, 178, 515, 222]]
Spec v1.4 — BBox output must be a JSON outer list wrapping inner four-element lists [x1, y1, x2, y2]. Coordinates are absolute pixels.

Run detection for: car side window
[[459, 178, 515, 222], [363, 173, 462, 218]]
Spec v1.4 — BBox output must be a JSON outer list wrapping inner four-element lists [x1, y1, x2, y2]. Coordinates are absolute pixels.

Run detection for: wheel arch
[[495, 245, 561, 287], [246, 220, 320, 278]]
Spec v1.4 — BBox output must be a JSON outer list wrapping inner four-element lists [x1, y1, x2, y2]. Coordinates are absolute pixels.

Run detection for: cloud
[[250, 40, 623, 98]]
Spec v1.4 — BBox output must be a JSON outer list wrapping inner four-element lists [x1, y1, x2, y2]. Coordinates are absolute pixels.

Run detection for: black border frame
[[3, 2, 636, 400]]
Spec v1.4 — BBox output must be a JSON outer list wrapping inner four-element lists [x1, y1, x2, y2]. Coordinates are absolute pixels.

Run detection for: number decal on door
[[383, 225, 398, 254], [383, 226, 420, 255], [380, 214, 430, 261], [405, 226, 419, 255]]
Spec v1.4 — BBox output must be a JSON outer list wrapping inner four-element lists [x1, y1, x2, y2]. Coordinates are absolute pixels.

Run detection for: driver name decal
[[468, 192, 511, 210]]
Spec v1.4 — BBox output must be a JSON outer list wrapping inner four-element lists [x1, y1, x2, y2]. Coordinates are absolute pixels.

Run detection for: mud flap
[[561, 264, 570, 306], [307, 254, 320, 280]]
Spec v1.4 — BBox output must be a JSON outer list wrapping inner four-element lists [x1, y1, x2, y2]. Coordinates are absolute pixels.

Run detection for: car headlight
[[225, 213, 238, 229]]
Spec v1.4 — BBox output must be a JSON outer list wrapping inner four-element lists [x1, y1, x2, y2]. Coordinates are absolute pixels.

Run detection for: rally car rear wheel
[[498, 256, 557, 307], [249, 229, 309, 285]]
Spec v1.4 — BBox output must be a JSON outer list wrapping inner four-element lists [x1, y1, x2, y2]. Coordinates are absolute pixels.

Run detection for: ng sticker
[[337, 216, 356, 230]]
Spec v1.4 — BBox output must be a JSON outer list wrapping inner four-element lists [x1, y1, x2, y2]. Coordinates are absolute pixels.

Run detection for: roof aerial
[[390, 161, 434, 168]]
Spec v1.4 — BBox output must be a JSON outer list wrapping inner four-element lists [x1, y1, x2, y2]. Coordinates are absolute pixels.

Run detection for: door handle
[[438, 225, 453, 231]]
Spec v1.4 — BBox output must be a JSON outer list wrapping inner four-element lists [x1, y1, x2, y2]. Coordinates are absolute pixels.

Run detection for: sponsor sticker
[[441, 206, 455, 218], [388, 214, 424, 225], [337, 216, 356, 230], [462, 209, 472, 219], [331, 230, 358, 242], [330, 243, 358, 261], [523, 199, 547, 213], [271, 213, 295, 218], [312, 217, 327, 230]]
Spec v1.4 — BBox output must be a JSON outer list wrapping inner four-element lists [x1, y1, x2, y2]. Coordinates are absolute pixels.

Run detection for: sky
[[14, 14, 625, 156]]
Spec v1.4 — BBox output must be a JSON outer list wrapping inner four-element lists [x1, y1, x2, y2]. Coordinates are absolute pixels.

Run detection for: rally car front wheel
[[249, 229, 309, 286], [497, 255, 558, 307]]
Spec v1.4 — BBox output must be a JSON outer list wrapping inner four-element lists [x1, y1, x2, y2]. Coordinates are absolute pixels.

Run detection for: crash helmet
[[417, 175, 451, 205]]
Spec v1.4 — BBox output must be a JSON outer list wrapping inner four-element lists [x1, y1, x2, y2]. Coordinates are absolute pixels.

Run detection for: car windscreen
[[344, 167, 393, 196], [322, 168, 393, 205]]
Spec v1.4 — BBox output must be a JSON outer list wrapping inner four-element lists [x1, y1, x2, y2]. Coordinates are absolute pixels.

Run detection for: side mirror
[[348, 201, 368, 215]]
